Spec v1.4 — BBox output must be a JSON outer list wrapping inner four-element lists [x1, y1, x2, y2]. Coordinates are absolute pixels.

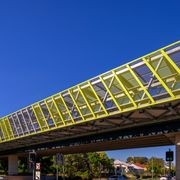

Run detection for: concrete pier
[[8, 155, 18, 175]]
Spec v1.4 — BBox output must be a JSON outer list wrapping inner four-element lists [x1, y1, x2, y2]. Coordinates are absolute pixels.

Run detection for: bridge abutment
[[8, 155, 18, 175]]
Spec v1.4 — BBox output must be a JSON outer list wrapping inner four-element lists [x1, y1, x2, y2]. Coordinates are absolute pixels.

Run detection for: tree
[[127, 156, 148, 164], [18, 157, 29, 174], [37, 155, 55, 174], [0, 158, 8, 174], [147, 157, 164, 176], [64, 153, 87, 178], [63, 152, 113, 179]]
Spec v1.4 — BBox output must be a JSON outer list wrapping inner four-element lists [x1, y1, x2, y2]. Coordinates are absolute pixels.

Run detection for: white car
[[160, 176, 168, 180], [160, 175, 176, 180]]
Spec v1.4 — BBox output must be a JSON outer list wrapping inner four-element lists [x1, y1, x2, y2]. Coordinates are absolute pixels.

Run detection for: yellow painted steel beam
[[78, 85, 96, 118], [112, 70, 137, 108], [87, 82, 108, 115], [59, 94, 75, 124], [142, 57, 175, 98], [44, 100, 58, 127], [99, 76, 122, 111], [126, 64, 155, 103], [52, 98, 66, 125], [32, 106, 43, 131], [38, 104, 50, 129], [33, 105, 48, 130], [68, 89, 85, 121], [0, 128, 2, 142], [0, 124, 4, 142], [161, 49, 180, 74], [0, 121, 8, 141], [3, 119, 10, 140], [4, 117, 14, 139]]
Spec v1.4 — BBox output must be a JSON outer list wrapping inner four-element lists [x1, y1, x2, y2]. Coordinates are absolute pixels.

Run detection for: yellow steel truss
[[0, 41, 179, 143]]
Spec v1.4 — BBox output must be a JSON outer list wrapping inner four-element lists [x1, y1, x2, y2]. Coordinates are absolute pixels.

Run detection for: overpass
[[0, 41, 180, 176]]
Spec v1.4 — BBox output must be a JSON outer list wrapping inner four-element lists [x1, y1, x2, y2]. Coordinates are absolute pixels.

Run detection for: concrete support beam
[[176, 134, 180, 179], [8, 155, 18, 175]]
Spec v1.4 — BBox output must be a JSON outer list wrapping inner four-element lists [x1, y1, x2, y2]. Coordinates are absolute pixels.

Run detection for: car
[[108, 175, 127, 180], [160, 175, 176, 180], [160, 176, 168, 180]]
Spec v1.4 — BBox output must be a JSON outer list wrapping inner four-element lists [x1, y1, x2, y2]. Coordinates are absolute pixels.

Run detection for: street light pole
[[151, 157, 154, 180]]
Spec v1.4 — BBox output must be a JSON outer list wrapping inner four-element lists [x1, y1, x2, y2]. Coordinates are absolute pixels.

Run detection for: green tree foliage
[[64, 153, 86, 178], [127, 156, 148, 164], [0, 158, 8, 174], [18, 157, 29, 174], [87, 152, 112, 177], [147, 157, 164, 176], [37, 155, 55, 174], [63, 152, 113, 179]]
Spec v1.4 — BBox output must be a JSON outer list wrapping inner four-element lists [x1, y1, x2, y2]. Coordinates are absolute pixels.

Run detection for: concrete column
[[8, 155, 18, 175], [176, 134, 180, 179]]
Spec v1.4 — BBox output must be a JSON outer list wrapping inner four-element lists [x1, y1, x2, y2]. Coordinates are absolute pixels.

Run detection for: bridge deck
[[0, 41, 179, 152]]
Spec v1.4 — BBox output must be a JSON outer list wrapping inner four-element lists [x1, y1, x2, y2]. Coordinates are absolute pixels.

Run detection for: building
[[113, 160, 145, 175]]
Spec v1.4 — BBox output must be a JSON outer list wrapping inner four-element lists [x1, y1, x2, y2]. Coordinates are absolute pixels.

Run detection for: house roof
[[129, 163, 144, 170], [114, 159, 129, 167]]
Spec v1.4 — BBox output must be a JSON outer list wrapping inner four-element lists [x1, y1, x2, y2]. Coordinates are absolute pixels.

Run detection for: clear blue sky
[[106, 146, 176, 162], [0, 0, 179, 161]]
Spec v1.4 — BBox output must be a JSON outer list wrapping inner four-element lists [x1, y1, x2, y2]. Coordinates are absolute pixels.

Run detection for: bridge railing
[[0, 41, 179, 143]]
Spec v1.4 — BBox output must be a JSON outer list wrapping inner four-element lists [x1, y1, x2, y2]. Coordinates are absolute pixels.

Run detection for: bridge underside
[[0, 100, 179, 156], [35, 133, 175, 156]]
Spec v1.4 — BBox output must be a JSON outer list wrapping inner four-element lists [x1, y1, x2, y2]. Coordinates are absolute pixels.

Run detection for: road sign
[[36, 163, 41, 170], [56, 153, 64, 165], [35, 171, 41, 180]]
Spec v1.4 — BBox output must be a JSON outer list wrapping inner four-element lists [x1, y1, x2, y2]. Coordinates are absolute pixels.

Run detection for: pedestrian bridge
[[0, 41, 180, 153]]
